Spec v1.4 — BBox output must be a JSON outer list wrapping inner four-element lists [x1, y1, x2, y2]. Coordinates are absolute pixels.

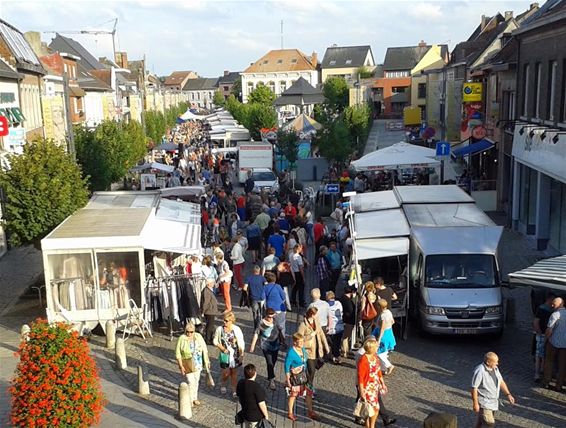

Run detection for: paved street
[[1, 223, 565, 427], [363, 119, 406, 155]]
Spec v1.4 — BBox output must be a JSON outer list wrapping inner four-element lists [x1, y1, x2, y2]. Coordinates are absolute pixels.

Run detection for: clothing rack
[[145, 273, 206, 341]]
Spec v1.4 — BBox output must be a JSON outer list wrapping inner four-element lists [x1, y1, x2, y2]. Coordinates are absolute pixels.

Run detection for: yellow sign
[[463, 82, 482, 102], [403, 106, 422, 126]]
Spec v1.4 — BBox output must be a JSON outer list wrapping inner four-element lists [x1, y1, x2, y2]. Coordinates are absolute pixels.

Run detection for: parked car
[[251, 168, 279, 193]]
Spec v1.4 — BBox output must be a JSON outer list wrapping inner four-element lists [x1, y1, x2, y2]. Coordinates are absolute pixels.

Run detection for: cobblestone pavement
[[3, 225, 565, 428]]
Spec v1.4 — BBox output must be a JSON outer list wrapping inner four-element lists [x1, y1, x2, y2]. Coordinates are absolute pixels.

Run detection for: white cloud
[[408, 2, 443, 20]]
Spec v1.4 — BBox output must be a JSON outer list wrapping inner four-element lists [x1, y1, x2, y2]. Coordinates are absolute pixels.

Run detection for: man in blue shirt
[[277, 212, 290, 234], [267, 225, 286, 259], [326, 241, 342, 293], [245, 265, 267, 330], [263, 272, 287, 337]]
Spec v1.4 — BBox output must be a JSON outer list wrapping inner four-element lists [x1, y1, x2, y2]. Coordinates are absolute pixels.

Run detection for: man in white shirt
[[309, 288, 330, 333], [230, 236, 245, 291], [544, 297, 566, 391]]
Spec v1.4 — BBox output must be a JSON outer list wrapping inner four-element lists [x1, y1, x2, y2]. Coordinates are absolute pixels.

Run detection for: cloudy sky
[[1, 0, 537, 77]]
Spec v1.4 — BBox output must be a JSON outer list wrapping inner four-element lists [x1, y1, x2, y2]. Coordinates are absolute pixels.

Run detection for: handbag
[[361, 301, 377, 321], [234, 409, 244, 425], [353, 399, 374, 419], [257, 419, 275, 428], [315, 356, 325, 370], [290, 365, 308, 386], [219, 351, 230, 366], [182, 357, 196, 374]]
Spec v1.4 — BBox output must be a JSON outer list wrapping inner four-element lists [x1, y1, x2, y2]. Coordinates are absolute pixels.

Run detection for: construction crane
[[44, 18, 118, 61]]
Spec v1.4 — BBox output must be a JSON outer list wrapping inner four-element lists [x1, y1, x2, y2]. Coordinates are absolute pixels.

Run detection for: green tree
[[276, 129, 300, 165], [344, 104, 372, 151], [0, 138, 89, 246], [244, 103, 278, 140], [356, 66, 374, 79], [248, 84, 276, 105], [213, 90, 225, 107], [230, 79, 242, 101], [315, 118, 353, 164], [323, 76, 349, 113]]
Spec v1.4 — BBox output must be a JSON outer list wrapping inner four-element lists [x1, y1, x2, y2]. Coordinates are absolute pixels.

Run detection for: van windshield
[[252, 171, 276, 181], [425, 254, 498, 288]]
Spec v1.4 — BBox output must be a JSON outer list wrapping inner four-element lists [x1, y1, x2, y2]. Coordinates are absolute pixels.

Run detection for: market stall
[[351, 142, 440, 171], [41, 191, 201, 334]]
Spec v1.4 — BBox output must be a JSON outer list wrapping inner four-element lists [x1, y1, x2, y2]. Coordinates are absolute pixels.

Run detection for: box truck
[[237, 142, 273, 183]]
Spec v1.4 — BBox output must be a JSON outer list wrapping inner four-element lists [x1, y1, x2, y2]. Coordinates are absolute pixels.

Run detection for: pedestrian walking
[[285, 333, 319, 422], [175, 322, 210, 406], [471, 352, 515, 428], [214, 311, 245, 398], [201, 278, 221, 344], [231, 236, 245, 291], [327, 291, 344, 364], [309, 288, 330, 332], [360, 282, 379, 338], [267, 225, 286, 260], [297, 306, 330, 386], [245, 265, 266, 331], [215, 253, 233, 313], [374, 277, 397, 309], [263, 272, 287, 337], [261, 247, 279, 275], [340, 285, 356, 358], [236, 364, 270, 428], [543, 297, 566, 391], [357, 337, 387, 428], [326, 241, 342, 293], [249, 308, 285, 390], [315, 246, 332, 297], [290, 244, 306, 309], [533, 292, 555, 382], [371, 299, 396, 375]]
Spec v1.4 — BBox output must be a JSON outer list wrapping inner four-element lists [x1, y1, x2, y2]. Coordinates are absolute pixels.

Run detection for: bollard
[[138, 365, 150, 395], [115, 338, 127, 370], [105, 320, 116, 349], [178, 382, 192, 420], [20, 324, 31, 342]]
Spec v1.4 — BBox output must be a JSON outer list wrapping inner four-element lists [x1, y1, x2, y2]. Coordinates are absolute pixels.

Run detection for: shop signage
[[463, 83, 482, 102], [0, 116, 8, 137], [0, 92, 16, 103]]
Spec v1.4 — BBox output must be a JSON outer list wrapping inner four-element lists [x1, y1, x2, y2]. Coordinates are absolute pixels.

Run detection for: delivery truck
[[237, 142, 274, 183], [350, 185, 506, 336]]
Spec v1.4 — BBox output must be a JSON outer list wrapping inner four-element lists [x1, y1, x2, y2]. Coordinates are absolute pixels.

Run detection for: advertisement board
[[462, 82, 482, 102]]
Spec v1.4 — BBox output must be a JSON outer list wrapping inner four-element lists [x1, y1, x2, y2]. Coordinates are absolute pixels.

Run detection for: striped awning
[[509, 255, 566, 291]]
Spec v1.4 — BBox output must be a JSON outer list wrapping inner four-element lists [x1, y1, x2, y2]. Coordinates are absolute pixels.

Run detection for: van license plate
[[455, 329, 477, 334]]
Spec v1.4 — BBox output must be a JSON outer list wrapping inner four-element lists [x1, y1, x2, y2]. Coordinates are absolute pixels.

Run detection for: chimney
[[311, 51, 318, 66], [418, 40, 427, 48], [504, 11, 513, 21], [114, 51, 128, 69], [24, 31, 44, 56], [481, 15, 489, 31], [530, 3, 539, 10], [224, 70, 229, 76]]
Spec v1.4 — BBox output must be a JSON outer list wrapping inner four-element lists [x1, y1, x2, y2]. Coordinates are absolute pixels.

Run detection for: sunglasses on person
[[185, 330, 195, 334], [223, 319, 230, 323]]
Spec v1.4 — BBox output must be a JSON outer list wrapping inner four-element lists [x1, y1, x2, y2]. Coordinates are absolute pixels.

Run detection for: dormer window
[[277, 59, 283, 64], [263, 60, 269, 64], [345, 59, 352, 65], [329, 60, 336, 65], [291, 59, 297, 63]]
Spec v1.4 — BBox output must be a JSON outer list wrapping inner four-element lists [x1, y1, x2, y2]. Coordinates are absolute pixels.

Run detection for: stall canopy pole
[[344, 191, 362, 349]]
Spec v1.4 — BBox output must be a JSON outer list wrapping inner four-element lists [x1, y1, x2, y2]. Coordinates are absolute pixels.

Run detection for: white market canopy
[[509, 255, 566, 291], [42, 191, 201, 254], [130, 162, 174, 173], [180, 110, 205, 121], [351, 142, 440, 171]]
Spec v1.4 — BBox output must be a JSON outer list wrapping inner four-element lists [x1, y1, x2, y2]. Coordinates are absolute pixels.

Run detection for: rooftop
[[321, 45, 374, 69], [49, 33, 104, 71], [0, 19, 45, 74], [243, 49, 316, 73], [183, 77, 219, 91], [383, 45, 432, 71]]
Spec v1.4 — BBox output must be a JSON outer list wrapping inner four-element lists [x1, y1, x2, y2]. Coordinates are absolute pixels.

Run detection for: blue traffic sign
[[436, 141, 451, 157], [325, 184, 340, 194]]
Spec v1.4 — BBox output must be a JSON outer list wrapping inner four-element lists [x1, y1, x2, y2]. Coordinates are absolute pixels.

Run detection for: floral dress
[[364, 357, 381, 410], [222, 329, 241, 368]]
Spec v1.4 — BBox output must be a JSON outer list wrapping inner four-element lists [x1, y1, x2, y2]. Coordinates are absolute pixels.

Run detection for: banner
[[462, 82, 482, 102]]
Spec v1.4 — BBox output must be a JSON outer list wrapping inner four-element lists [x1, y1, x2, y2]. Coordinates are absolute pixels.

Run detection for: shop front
[[511, 124, 566, 252]]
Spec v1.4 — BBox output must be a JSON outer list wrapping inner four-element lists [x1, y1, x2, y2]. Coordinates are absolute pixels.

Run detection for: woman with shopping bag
[[356, 337, 387, 428], [175, 322, 210, 406], [213, 311, 245, 398]]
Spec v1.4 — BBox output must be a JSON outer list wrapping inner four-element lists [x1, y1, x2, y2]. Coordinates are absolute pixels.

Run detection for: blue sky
[[1, 0, 537, 78]]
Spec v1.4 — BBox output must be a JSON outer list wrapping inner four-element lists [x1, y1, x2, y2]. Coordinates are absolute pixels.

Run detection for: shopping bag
[[206, 371, 215, 387], [353, 399, 373, 419]]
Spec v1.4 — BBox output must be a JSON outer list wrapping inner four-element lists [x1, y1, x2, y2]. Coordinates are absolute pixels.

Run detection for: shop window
[[96, 251, 141, 308], [392, 87, 406, 93], [47, 253, 95, 311], [418, 83, 426, 99]]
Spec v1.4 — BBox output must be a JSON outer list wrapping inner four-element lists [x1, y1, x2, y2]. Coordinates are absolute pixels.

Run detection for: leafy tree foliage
[[315, 118, 352, 165], [224, 95, 277, 140], [356, 66, 375, 79], [322, 76, 349, 113], [213, 90, 225, 107], [276, 129, 300, 165], [0, 139, 89, 246], [230, 79, 242, 101], [75, 120, 146, 191], [248, 84, 276, 105], [344, 104, 373, 151], [143, 102, 188, 144]]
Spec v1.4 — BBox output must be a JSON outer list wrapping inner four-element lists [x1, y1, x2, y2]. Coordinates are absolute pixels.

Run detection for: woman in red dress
[[357, 338, 387, 428]]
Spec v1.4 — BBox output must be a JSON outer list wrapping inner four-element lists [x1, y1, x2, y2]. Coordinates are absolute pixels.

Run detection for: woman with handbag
[[297, 306, 331, 386], [357, 338, 387, 428], [284, 333, 319, 422], [175, 322, 210, 406], [359, 282, 379, 338], [213, 311, 245, 398]]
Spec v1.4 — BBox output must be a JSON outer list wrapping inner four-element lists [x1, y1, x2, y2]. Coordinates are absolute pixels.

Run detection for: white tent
[[180, 110, 204, 121], [351, 142, 440, 171]]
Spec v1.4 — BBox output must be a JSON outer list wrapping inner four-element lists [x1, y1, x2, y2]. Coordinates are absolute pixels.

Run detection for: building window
[[267, 81, 275, 93], [247, 82, 254, 92], [279, 81, 286, 92], [385, 70, 409, 78], [345, 59, 352, 65], [291, 59, 297, 63], [418, 83, 426, 99], [223, 86, 229, 91], [329, 60, 336, 66], [548, 61, 557, 121], [277, 59, 283, 64], [522, 64, 529, 116], [519, 164, 537, 228], [392, 87, 406, 93], [533, 62, 541, 118]]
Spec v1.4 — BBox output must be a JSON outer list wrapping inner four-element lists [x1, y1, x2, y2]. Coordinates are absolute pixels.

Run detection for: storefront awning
[[452, 139, 495, 158], [509, 255, 566, 291], [356, 237, 409, 260], [69, 86, 86, 97], [0, 107, 25, 125]]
